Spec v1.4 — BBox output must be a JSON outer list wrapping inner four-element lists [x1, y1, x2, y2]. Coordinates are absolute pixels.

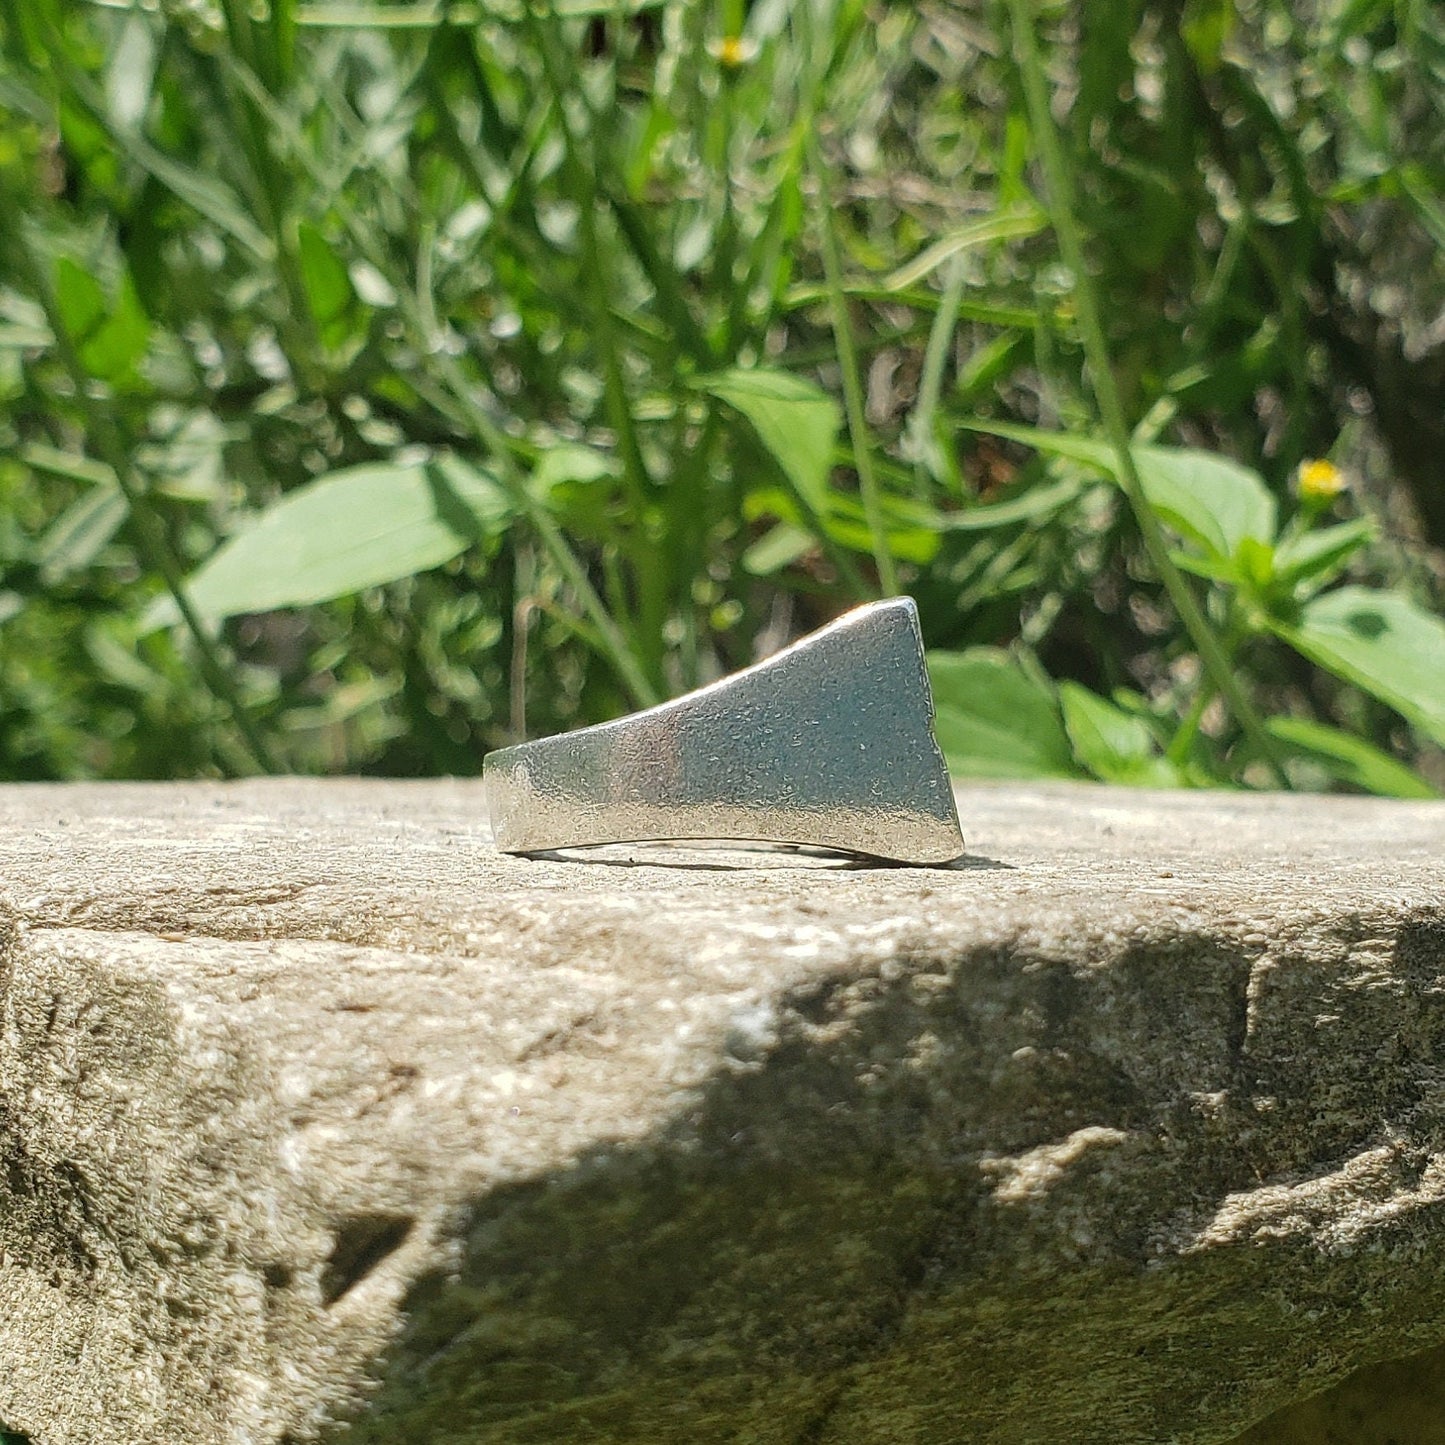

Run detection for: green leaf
[[703, 367, 840, 511], [742, 522, 814, 576], [529, 444, 622, 542], [271, 0, 298, 79], [1168, 549, 1239, 584], [1273, 519, 1376, 592], [1059, 682, 1183, 786], [87, 619, 166, 693], [134, 143, 273, 257], [59, 98, 121, 199], [936, 476, 1086, 531], [53, 65, 271, 256], [105, 11, 158, 129], [927, 648, 1081, 779], [140, 457, 509, 631], [1265, 717, 1438, 800], [0, 72, 50, 127], [296, 222, 356, 343], [531, 443, 617, 494], [142, 411, 230, 502], [349, 261, 398, 309], [54, 257, 106, 341], [21, 444, 116, 489], [1235, 536, 1275, 590], [1271, 586, 1445, 748], [821, 496, 940, 564], [884, 207, 1047, 291], [743, 486, 939, 564], [959, 421, 1277, 560], [36, 485, 129, 583], [53, 257, 150, 382], [1112, 447, 1279, 559], [89, 275, 150, 381]]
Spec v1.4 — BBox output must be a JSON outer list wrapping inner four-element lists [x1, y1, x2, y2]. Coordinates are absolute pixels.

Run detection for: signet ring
[[483, 597, 965, 865]]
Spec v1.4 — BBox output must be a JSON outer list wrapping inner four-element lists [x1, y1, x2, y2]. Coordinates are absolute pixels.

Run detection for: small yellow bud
[[708, 34, 758, 69], [1296, 459, 1346, 504]]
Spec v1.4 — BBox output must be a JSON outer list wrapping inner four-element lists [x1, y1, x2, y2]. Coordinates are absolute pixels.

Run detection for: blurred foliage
[[0, 0, 1442, 796]]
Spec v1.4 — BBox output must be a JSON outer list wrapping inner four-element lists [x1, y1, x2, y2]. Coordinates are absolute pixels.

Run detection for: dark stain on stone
[[263, 1261, 295, 1291]]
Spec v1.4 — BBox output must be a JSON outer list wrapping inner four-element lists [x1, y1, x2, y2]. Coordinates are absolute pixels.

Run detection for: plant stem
[[1166, 679, 1216, 767], [808, 130, 899, 598], [907, 254, 968, 499], [1006, 0, 1291, 788], [0, 212, 280, 774]]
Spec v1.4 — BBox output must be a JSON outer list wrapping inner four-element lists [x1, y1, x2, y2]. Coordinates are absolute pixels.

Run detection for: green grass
[[0, 0, 1442, 796]]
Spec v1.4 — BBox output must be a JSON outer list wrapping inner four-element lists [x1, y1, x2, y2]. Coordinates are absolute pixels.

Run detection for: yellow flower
[[708, 34, 758, 69], [1296, 458, 1346, 504]]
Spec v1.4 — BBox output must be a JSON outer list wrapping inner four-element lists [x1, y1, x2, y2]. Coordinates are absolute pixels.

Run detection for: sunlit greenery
[[1, 0, 1442, 795]]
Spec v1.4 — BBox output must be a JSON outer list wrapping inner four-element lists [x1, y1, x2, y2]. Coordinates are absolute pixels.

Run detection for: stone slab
[[0, 779, 1441, 1444]]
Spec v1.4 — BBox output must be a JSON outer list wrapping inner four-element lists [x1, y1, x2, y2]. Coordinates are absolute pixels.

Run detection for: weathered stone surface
[[0, 778, 1440, 1445]]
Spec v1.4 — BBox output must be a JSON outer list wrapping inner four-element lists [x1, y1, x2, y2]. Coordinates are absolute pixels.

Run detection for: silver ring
[[483, 597, 964, 865]]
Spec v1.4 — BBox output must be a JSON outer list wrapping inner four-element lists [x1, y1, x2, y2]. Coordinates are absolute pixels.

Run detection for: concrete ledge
[[0, 780, 1441, 1444]]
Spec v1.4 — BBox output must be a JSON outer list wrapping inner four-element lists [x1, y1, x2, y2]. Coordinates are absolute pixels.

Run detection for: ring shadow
[[515, 846, 1014, 874]]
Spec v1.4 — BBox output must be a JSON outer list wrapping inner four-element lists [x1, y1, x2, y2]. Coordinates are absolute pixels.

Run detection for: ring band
[[483, 597, 965, 865]]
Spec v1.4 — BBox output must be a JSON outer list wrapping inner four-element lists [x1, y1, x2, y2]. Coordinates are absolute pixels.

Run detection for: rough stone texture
[[0, 779, 1441, 1445]]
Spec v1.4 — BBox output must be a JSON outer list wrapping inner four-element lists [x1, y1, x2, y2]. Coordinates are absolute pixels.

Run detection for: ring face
[[483, 597, 965, 865]]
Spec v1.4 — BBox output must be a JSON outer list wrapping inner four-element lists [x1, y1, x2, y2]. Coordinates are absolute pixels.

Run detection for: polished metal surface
[[483, 597, 965, 864]]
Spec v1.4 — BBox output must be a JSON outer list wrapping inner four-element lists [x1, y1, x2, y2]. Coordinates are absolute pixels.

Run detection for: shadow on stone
[[320, 1214, 416, 1308], [518, 845, 1013, 873], [520, 847, 786, 871], [330, 915, 1445, 1444]]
